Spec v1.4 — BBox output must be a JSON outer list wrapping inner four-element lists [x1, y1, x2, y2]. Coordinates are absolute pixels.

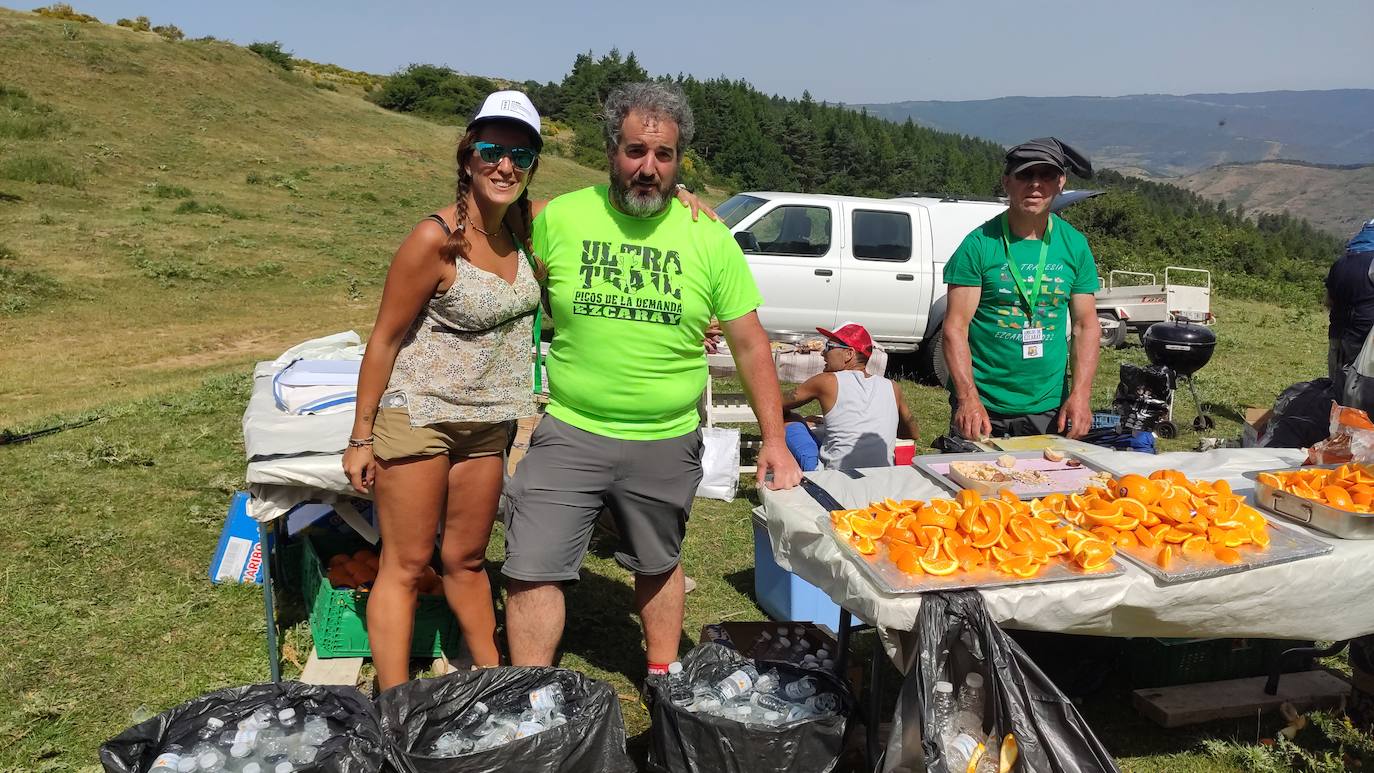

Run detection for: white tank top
[[819, 370, 899, 470]]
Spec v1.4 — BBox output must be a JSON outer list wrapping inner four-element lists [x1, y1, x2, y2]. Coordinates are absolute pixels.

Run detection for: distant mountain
[[856, 90, 1374, 176], [1173, 160, 1374, 238]]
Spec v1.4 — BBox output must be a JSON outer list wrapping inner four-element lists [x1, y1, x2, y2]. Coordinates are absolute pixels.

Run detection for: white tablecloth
[[760, 448, 1374, 659]]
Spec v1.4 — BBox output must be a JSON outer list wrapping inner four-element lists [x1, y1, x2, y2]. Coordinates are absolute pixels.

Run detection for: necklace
[[464, 219, 502, 238]]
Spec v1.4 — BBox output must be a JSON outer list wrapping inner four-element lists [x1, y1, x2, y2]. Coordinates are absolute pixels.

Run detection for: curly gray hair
[[603, 81, 696, 154]]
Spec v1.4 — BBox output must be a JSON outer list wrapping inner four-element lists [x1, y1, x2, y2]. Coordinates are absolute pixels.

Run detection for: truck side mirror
[[734, 231, 760, 253]]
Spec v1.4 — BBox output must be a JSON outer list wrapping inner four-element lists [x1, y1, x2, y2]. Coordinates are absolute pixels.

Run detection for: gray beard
[[609, 174, 670, 217]]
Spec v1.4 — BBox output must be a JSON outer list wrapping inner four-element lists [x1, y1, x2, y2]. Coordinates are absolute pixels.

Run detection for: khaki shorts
[[372, 407, 515, 462]]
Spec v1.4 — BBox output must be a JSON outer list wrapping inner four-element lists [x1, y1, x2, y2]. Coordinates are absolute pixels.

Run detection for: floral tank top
[[383, 216, 540, 426]]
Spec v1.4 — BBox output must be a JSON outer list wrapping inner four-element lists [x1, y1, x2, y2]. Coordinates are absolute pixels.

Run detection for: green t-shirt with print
[[533, 185, 764, 440], [943, 212, 1099, 416]]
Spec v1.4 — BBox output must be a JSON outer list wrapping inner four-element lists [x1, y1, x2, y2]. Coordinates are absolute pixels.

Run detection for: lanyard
[[1001, 213, 1053, 325]]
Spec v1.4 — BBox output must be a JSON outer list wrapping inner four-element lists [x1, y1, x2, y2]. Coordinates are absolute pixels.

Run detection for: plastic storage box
[[1128, 637, 1315, 688], [751, 508, 842, 630], [300, 533, 459, 658]]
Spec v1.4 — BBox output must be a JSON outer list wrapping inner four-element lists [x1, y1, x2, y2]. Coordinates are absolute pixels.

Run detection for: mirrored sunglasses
[[473, 141, 538, 171]]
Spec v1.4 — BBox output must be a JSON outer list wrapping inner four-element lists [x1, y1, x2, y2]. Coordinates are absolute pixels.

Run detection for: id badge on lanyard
[[1002, 215, 1053, 360]]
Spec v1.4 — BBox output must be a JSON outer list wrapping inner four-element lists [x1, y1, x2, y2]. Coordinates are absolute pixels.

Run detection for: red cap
[[816, 322, 873, 358]]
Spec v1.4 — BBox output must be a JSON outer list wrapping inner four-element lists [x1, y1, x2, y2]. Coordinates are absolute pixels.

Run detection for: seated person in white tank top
[[781, 322, 921, 471]]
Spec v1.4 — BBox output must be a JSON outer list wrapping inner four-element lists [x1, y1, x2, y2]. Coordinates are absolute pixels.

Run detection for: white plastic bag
[[695, 426, 740, 501], [1344, 325, 1374, 412]]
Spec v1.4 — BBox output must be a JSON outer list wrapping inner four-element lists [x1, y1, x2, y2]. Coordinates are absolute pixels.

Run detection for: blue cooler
[[751, 507, 843, 630]]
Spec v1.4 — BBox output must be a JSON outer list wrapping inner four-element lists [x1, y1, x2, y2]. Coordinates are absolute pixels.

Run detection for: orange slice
[[957, 490, 982, 509], [1323, 486, 1354, 509], [998, 555, 1042, 578], [1181, 535, 1211, 559], [919, 553, 960, 576], [851, 517, 885, 539], [1134, 525, 1157, 549], [1222, 529, 1249, 548], [1039, 493, 1067, 512], [1117, 474, 1163, 505], [853, 535, 877, 555], [970, 513, 1005, 549], [1161, 527, 1191, 544], [917, 511, 958, 530], [1156, 544, 1174, 570], [1250, 525, 1271, 549], [1114, 530, 1138, 549], [955, 545, 985, 570], [895, 553, 925, 575], [1213, 546, 1242, 564], [1075, 543, 1114, 571]]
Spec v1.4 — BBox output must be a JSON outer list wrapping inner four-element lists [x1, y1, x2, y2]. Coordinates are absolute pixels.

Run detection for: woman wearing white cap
[[342, 90, 710, 688]]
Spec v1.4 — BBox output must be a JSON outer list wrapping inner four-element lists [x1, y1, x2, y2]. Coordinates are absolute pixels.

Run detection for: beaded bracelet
[[347, 436, 374, 448]]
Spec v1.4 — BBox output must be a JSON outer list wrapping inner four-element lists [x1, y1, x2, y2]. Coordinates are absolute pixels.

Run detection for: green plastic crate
[[300, 532, 459, 659], [1128, 637, 1315, 688]]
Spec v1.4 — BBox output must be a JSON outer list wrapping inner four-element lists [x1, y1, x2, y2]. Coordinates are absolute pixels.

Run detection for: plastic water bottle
[[761, 710, 782, 726], [931, 681, 957, 743], [806, 692, 840, 714], [197, 717, 226, 742], [748, 691, 791, 713], [753, 668, 782, 694], [228, 743, 252, 762], [273, 763, 295, 773], [147, 746, 185, 773], [784, 703, 817, 723], [301, 714, 331, 745], [782, 676, 818, 700], [733, 704, 755, 724], [667, 662, 693, 705], [945, 733, 982, 773], [175, 758, 197, 773], [197, 751, 226, 772], [288, 743, 319, 765], [528, 683, 566, 715], [714, 664, 759, 700], [975, 733, 1000, 773], [277, 708, 300, 733], [241, 764, 263, 773], [955, 673, 985, 736]]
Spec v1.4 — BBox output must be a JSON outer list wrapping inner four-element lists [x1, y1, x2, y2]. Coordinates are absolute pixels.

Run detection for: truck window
[[852, 210, 912, 262], [743, 206, 831, 257], [717, 194, 767, 228]]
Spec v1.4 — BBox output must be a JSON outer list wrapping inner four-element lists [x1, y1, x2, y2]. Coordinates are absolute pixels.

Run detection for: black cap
[[1004, 137, 1093, 179]]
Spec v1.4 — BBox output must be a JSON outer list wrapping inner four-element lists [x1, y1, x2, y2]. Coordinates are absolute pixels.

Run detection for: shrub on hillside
[[0, 85, 68, 140], [0, 153, 80, 187], [153, 24, 183, 41], [32, 3, 98, 22], [115, 15, 149, 31], [367, 64, 494, 121], [248, 41, 293, 71]]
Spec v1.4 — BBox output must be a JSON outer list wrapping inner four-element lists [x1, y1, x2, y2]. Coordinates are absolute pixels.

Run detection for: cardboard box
[[1242, 407, 1273, 448], [209, 492, 272, 584]]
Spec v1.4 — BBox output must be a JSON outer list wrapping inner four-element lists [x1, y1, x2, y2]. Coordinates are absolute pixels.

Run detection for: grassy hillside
[[0, 7, 603, 427], [1174, 161, 1374, 238]]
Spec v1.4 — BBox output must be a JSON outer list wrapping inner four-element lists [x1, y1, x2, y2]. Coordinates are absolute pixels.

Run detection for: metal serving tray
[[1246, 465, 1374, 540], [817, 516, 1123, 595], [912, 450, 1124, 500], [1104, 496, 1333, 585]]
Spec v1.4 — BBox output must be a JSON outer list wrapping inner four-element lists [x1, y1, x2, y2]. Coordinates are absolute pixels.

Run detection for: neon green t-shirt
[[533, 185, 764, 440], [943, 212, 1099, 416]]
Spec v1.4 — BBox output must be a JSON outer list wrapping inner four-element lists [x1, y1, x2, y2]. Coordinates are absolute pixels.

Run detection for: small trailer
[[1096, 267, 1213, 348]]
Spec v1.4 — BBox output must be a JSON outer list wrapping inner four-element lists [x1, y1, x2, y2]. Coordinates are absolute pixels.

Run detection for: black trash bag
[[644, 642, 853, 773], [1112, 364, 1175, 433], [882, 592, 1119, 773], [377, 666, 634, 773], [100, 681, 387, 773], [1261, 378, 1336, 448]]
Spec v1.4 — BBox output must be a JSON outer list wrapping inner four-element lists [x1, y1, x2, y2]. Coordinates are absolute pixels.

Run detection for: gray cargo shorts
[[501, 414, 704, 582]]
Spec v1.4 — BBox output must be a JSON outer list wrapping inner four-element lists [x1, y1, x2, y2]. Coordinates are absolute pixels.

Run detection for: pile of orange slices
[[829, 489, 1117, 580], [1056, 469, 1271, 569], [1257, 464, 1374, 513]]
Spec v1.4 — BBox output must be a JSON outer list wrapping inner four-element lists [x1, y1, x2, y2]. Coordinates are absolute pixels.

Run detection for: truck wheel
[[1098, 311, 1126, 349], [918, 326, 950, 387]]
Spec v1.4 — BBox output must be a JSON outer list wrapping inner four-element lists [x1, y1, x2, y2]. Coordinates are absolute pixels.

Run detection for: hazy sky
[[60, 0, 1374, 103]]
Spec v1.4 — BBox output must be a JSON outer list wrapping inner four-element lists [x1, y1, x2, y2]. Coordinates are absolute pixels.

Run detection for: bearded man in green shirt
[[503, 82, 802, 675], [943, 138, 1102, 441]]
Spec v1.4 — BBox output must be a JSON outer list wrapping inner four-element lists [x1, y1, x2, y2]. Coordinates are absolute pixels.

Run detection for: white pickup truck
[[719, 191, 1008, 381]]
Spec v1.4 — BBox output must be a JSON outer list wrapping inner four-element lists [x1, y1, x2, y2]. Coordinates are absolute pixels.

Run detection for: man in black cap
[[941, 137, 1101, 440]]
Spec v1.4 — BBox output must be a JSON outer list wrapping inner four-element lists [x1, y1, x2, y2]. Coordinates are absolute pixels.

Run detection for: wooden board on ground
[[300, 653, 364, 686], [1132, 670, 1349, 727]]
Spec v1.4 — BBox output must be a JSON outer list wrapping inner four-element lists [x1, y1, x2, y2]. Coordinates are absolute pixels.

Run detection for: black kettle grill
[[1141, 320, 1217, 435]]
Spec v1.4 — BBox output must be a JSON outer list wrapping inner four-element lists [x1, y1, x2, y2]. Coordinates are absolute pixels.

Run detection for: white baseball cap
[[468, 90, 543, 150]]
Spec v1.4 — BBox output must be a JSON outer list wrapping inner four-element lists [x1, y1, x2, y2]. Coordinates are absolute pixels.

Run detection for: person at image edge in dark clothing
[[1325, 218, 1374, 399]]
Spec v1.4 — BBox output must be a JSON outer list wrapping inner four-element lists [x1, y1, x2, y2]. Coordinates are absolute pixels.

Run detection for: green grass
[[0, 262, 63, 314], [0, 151, 81, 187]]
